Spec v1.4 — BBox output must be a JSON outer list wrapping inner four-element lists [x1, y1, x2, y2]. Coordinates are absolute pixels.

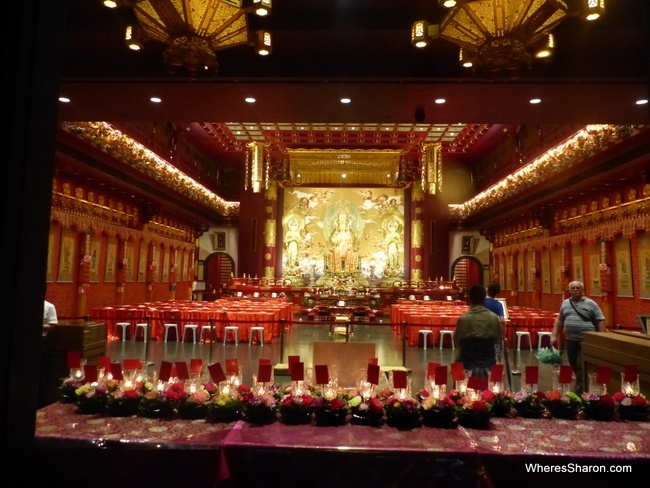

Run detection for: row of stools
[[114, 322, 266, 345], [416, 329, 554, 350]]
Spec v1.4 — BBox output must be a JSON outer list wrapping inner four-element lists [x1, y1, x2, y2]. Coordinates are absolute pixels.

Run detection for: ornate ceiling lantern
[[421, 143, 442, 195], [106, 0, 272, 77], [411, 0, 605, 78]]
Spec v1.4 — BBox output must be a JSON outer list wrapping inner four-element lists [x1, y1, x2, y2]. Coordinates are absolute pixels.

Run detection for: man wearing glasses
[[551, 281, 606, 394]]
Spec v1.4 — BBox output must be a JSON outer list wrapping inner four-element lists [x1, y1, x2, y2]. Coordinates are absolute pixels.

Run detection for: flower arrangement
[[138, 382, 184, 419], [74, 383, 108, 414], [489, 390, 516, 418], [240, 384, 279, 425], [417, 389, 457, 429], [207, 386, 244, 423], [105, 384, 144, 417], [312, 389, 350, 426], [59, 378, 85, 403], [348, 393, 385, 426], [383, 394, 420, 429], [612, 391, 649, 421], [278, 391, 315, 425], [543, 390, 582, 420], [177, 383, 213, 420], [454, 390, 493, 429], [513, 390, 548, 418], [580, 393, 616, 421]]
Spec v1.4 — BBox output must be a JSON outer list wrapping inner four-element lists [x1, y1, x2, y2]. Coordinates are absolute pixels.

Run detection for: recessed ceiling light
[[150, 97, 162, 103], [340, 98, 351, 104], [58, 97, 70, 103], [529, 98, 541, 104], [636, 99, 648, 105], [245, 97, 256, 103], [435, 98, 446, 104]]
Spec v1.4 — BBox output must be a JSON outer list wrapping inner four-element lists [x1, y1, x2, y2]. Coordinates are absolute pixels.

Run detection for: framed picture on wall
[[46, 223, 56, 282], [162, 246, 170, 282], [137, 240, 148, 282], [57, 227, 76, 283], [212, 231, 226, 251], [125, 245, 134, 282], [615, 237, 633, 297], [639, 232, 650, 299], [542, 249, 551, 293], [517, 253, 525, 292], [89, 237, 101, 282], [551, 247, 563, 294], [587, 242, 601, 297], [105, 237, 117, 282], [571, 244, 584, 283]]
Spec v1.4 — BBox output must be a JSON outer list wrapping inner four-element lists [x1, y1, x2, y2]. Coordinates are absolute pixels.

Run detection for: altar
[[34, 401, 650, 488]]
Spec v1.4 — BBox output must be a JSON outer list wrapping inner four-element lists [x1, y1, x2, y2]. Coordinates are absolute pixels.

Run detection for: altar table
[[34, 402, 650, 488]]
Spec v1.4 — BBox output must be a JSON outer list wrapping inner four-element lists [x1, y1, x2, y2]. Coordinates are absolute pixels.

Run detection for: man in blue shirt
[[484, 282, 505, 362]]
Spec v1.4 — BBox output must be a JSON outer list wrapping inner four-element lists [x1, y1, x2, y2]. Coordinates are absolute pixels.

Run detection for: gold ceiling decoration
[[412, 0, 606, 78], [448, 125, 644, 219], [283, 149, 403, 187], [107, 0, 272, 77], [59, 121, 239, 216]]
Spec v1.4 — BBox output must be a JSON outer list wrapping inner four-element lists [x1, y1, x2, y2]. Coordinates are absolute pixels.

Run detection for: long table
[[90, 298, 293, 343], [391, 302, 557, 349], [35, 402, 650, 488]]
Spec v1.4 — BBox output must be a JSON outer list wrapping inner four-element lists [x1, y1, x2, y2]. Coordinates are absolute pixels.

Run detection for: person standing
[[43, 300, 58, 328], [454, 284, 502, 379], [551, 280, 606, 394], [484, 282, 506, 362]]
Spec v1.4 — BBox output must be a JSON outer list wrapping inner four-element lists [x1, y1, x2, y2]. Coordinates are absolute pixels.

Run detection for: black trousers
[[565, 339, 584, 394]]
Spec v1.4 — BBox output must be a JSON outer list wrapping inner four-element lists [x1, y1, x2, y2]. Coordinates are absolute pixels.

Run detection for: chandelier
[[411, 0, 605, 78], [103, 0, 272, 77]]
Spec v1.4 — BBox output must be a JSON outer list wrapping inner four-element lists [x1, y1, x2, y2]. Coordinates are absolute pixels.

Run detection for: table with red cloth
[[90, 298, 293, 343], [391, 303, 558, 349], [34, 402, 650, 488], [391, 302, 468, 346], [507, 307, 558, 349]]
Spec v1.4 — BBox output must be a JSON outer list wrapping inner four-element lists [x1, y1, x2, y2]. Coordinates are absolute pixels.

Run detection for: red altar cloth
[[91, 298, 293, 343], [34, 402, 650, 488]]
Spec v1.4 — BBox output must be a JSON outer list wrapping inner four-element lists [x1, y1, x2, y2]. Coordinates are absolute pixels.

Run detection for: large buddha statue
[[324, 200, 363, 273]]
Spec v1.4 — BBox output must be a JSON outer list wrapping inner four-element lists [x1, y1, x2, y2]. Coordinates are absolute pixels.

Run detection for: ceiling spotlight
[[435, 98, 446, 104], [58, 96, 70, 103], [459, 48, 475, 68], [102, 0, 118, 8], [245, 97, 256, 103], [529, 98, 541, 104], [340, 98, 351, 104], [636, 99, 648, 105], [125, 25, 143, 51], [150, 97, 162, 103], [252, 0, 272, 17], [438, 0, 457, 7], [583, 0, 605, 21], [535, 34, 554, 59], [254, 30, 272, 56]]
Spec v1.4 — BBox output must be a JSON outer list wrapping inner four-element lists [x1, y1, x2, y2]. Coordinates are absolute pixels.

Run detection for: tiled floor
[[106, 318, 559, 392]]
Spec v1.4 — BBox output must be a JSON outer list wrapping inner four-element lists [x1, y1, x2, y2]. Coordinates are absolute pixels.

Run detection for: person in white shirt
[[43, 300, 58, 328]]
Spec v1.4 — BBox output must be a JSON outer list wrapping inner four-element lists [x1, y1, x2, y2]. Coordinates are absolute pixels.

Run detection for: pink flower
[[632, 395, 648, 407], [123, 389, 140, 399], [238, 384, 251, 394], [612, 391, 626, 403]]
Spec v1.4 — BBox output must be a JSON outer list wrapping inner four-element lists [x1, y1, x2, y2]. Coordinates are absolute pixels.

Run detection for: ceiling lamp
[[583, 0, 605, 21], [111, 0, 272, 77], [412, 0, 605, 78], [421, 143, 442, 195]]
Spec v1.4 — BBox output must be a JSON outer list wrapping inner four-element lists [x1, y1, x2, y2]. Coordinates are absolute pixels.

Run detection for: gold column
[[410, 185, 424, 282], [263, 181, 277, 279]]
